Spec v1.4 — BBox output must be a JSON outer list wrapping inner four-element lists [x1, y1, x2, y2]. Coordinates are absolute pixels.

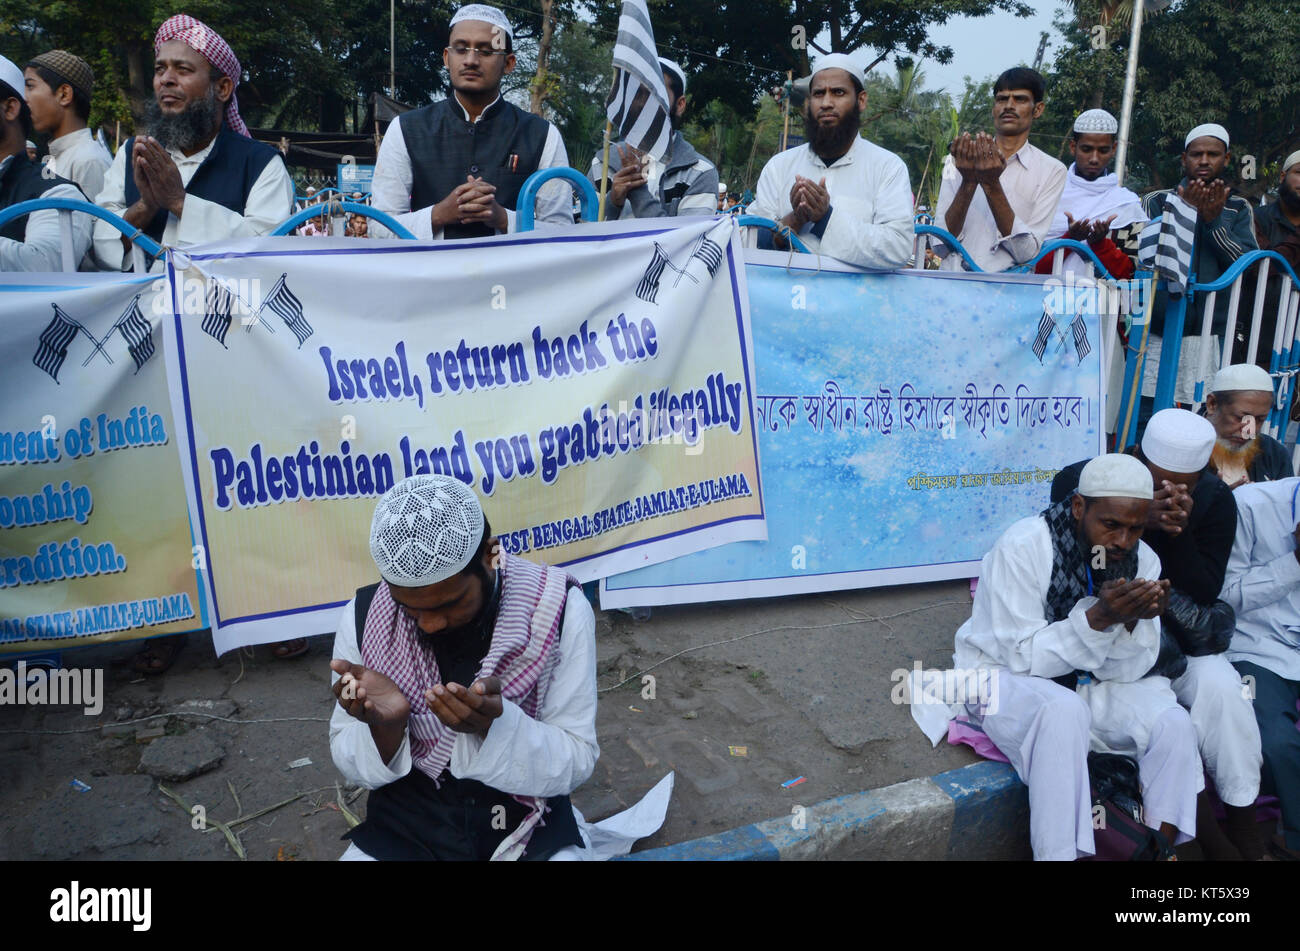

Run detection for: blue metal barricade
[[0, 197, 163, 272], [271, 201, 416, 238], [517, 167, 600, 231]]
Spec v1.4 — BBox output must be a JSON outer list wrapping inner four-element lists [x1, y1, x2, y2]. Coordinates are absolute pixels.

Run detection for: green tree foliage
[[1043, 0, 1300, 194]]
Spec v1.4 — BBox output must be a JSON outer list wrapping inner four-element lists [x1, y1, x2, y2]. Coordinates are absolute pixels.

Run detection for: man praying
[[1203, 363, 1292, 487], [913, 454, 1200, 860], [329, 474, 601, 860]]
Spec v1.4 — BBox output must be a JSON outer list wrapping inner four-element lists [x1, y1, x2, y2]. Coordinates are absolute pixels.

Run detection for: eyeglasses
[[446, 44, 510, 58]]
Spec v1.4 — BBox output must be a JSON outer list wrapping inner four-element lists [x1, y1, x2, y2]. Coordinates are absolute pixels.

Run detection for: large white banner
[[164, 218, 765, 653]]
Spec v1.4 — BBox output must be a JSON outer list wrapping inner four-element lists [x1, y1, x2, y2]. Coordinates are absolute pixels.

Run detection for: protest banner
[[164, 218, 764, 653], [601, 252, 1107, 606], [1, 273, 205, 655]]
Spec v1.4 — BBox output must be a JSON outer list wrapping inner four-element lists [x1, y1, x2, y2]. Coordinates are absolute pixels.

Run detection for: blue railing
[[735, 215, 811, 253], [0, 197, 163, 271], [517, 167, 600, 231]]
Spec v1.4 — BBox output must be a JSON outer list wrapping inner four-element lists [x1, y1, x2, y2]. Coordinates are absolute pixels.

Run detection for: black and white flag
[[691, 236, 724, 278], [33, 305, 81, 383], [203, 279, 235, 347], [259, 274, 313, 347], [636, 243, 671, 303], [1032, 310, 1055, 363], [1070, 312, 1091, 362], [605, 0, 672, 162], [115, 296, 155, 372]]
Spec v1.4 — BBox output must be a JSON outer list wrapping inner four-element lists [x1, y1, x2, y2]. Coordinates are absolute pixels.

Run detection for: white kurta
[[0, 170, 92, 272], [329, 587, 674, 860], [47, 128, 112, 205], [746, 135, 914, 270], [369, 94, 573, 240], [1223, 477, 1300, 682], [935, 141, 1067, 272], [92, 134, 295, 273], [913, 515, 1201, 857]]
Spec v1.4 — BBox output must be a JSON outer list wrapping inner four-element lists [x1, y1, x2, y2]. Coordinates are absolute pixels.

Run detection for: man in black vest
[[92, 14, 294, 272], [370, 4, 573, 240], [0, 54, 92, 271]]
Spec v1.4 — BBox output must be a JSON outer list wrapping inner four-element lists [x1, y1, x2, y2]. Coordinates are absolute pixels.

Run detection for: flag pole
[[597, 120, 613, 222]]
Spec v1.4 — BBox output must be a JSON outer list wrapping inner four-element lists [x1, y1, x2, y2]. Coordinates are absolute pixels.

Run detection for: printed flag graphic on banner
[[692, 236, 724, 278], [606, 0, 672, 161], [115, 297, 155, 372], [32, 305, 81, 383], [636, 242, 671, 303], [1032, 309, 1054, 362], [1070, 312, 1091, 362], [258, 273, 313, 347], [203, 279, 235, 347]]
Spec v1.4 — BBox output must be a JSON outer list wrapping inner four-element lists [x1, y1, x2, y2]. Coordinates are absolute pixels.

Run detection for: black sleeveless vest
[[400, 96, 550, 240], [0, 154, 83, 242], [123, 124, 278, 243], [343, 581, 584, 861]]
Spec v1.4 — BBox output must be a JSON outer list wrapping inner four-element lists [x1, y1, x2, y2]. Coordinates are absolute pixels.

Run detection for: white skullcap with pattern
[[1078, 453, 1154, 500], [369, 474, 484, 587], [1073, 109, 1118, 134], [450, 4, 513, 40]]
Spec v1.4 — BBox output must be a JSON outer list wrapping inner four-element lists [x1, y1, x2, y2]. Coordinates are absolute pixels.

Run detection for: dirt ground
[[0, 580, 982, 860]]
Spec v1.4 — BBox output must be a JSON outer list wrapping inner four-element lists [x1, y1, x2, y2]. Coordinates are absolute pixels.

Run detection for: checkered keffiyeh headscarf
[[154, 14, 249, 138]]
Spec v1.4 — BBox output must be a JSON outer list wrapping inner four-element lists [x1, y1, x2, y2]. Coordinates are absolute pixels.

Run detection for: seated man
[[0, 54, 92, 271], [1222, 477, 1300, 860], [935, 67, 1066, 272], [1138, 124, 1257, 410], [747, 53, 913, 269], [23, 51, 112, 204], [1034, 109, 1145, 279], [1052, 410, 1261, 859], [1204, 363, 1292, 486], [370, 4, 572, 240], [93, 15, 295, 272], [331, 474, 654, 860], [588, 57, 718, 220], [913, 454, 1199, 860]]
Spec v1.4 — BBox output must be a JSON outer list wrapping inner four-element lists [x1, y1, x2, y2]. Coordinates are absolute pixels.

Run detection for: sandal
[[132, 633, 189, 676], [271, 637, 310, 660]]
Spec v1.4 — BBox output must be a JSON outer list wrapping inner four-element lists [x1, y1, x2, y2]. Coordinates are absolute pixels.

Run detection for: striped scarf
[[360, 551, 575, 859], [1041, 496, 1138, 624]]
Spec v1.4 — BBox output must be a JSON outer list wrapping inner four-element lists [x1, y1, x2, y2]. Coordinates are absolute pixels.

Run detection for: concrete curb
[[619, 760, 1031, 861]]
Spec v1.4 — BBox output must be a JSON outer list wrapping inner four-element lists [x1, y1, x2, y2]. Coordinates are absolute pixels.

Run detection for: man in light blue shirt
[[1223, 476, 1300, 859]]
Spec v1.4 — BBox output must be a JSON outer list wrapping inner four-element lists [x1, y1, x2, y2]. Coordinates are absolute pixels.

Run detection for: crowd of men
[[3, 4, 1299, 862]]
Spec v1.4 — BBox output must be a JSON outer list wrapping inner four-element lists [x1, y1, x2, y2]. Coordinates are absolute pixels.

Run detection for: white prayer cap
[[1212, 363, 1273, 394], [369, 474, 485, 588], [1073, 109, 1118, 135], [1185, 123, 1229, 149], [1283, 151, 1300, 174], [1142, 408, 1216, 474], [0, 55, 26, 101], [450, 3, 513, 41], [811, 53, 865, 89], [658, 57, 686, 94], [1079, 454, 1153, 500]]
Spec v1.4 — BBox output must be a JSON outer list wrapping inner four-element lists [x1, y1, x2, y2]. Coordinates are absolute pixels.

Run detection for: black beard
[[803, 103, 860, 161], [1280, 178, 1300, 212], [144, 86, 221, 153], [1076, 520, 1133, 586]]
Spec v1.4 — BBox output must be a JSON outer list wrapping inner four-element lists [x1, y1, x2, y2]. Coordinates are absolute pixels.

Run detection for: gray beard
[[144, 87, 221, 153]]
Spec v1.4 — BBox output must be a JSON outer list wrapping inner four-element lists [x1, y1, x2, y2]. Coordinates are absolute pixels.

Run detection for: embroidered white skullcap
[[1185, 123, 1229, 149], [658, 57, 686, 95], [369, 474, 484, 588], [811, 53, 865, 89], [1073, 109, 1118, 135], [450, 3, 513, 41], [1142, 408, 1216, 474], [1078, 453, 1154, 500], [1212, 363, 1273, 394], [0, 55, 26, 101], [1283, 151, 1300, 174]]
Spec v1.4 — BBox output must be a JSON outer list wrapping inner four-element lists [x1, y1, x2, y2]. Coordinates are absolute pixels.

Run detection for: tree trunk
[[529, 0, 556, 116], [124, 42, 154, 129]]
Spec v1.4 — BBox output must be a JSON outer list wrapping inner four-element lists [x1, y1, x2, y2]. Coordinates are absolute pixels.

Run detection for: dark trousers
[[1233, 660, 1300, 849]]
